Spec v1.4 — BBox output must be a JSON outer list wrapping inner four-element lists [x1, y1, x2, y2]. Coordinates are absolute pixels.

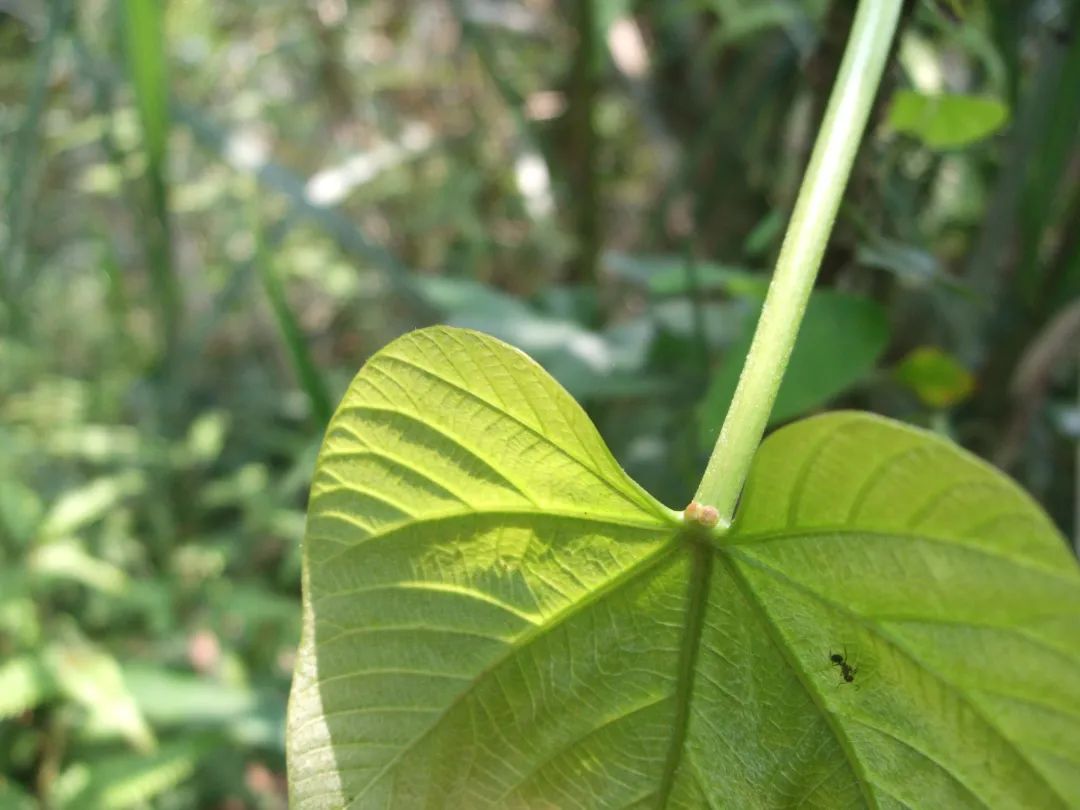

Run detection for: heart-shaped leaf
[[288, 327, 1080, 808]]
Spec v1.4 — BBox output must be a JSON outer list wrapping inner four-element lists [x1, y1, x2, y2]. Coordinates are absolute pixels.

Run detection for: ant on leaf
[[829, 648, 858, 686]]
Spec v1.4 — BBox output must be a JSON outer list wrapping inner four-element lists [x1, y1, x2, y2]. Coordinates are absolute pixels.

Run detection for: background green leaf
[[53, 736, 217, 810], [412, 275, 663, 400], [46, 643, 155, 752], [699, 290, 890, 447], [0, 654, 54, 720], [289, 327, 1080, 808], [0, 780, 36, 810], [127, 666, 286, 750], [888, 90, 1009, 149], [604, 252, 769, 298], [894, 345, 976, 408]]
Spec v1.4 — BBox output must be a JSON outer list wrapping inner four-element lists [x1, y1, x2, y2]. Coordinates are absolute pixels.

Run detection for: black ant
[[829, 649, 858, 685]]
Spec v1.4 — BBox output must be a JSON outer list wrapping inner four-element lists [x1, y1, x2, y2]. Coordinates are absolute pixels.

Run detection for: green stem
[[693, 0, 902, 523]]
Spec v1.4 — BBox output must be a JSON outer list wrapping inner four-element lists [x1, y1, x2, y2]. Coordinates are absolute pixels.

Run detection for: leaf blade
[[288, 326, 681, 808], [725, 412, 1080, 807]]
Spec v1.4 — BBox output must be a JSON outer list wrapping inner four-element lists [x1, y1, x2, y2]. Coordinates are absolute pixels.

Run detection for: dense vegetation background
[[0, 0, 1077, 806]]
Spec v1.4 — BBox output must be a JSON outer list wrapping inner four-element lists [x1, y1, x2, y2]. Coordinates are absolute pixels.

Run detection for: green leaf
[[46, 644, 155, 752], [120, 0, 180, 355], [53, 736, 216, 810], [0, 654, 54, 720], [604, 251, 769, 298], [699, 290, 889, 446], [126, 666, 286, 750], [29, 539, 129, 595], [39, 472, 145, 540], [0, 582, 39, 647], [856, 237, 969, 293], [709, 412, 1080, 807], [0, 779, 36, 810], [288, 327, 1080, 808], [895, 345, 975, 408], [183, 410, 229, 465], [0, 479, 43, 549], [412, 276, 662, 399], [888, 90, 1009, 149]]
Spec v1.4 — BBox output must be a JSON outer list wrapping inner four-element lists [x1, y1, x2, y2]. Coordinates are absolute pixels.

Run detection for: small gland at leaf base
[[683, 501, 720, 528], [698, 505, 720, 528]]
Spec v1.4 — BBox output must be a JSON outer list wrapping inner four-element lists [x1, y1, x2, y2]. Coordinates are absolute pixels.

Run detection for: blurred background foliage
[[0, 0, 1078, 806]]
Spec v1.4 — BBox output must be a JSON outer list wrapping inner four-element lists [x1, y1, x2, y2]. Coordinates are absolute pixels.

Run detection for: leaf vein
[[335, 539, 682, 808], [374, 352, 663, 519]]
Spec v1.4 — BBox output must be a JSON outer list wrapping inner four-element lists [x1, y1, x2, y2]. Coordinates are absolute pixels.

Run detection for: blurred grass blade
[[119, 0, 168, 169], [1018, 13, 1080, 308], [120, 0, 181, 362], [253, 214, 334, 426], [1, 0, 71, 329], [99, 235, 139, 358]]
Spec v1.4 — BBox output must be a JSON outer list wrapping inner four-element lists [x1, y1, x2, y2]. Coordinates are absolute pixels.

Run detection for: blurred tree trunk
[[303, 0, 355, 121], [566, 0, 601, 286], [965, 2, 1080, 486]]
